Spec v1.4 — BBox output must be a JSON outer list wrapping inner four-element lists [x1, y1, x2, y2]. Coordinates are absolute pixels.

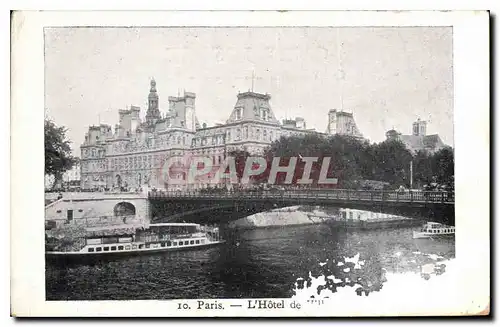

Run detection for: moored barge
[[323, 208, 422, 230]]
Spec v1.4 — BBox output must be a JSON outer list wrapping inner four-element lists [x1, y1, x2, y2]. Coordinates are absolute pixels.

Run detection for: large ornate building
[[80, 79, 363, 190]]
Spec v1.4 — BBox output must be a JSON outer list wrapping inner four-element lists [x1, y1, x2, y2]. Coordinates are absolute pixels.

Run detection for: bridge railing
[[148, 189, 454, 204]]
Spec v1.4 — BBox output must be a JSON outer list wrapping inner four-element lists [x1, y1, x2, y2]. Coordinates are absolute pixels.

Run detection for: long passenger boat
[[46, 223, 224, 260], [412, 222, 455, 239]]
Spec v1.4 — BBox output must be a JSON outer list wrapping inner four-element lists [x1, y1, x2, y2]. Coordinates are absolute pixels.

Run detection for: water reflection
[[46, 224, 454, 300]]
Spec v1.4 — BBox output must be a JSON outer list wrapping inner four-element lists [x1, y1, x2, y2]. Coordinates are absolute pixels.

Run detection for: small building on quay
[[80, 79, 365, 191]]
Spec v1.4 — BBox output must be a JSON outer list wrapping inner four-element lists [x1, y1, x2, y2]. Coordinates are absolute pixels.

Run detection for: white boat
[[46, 222, 225, 260], [412, 222, 455, 239]]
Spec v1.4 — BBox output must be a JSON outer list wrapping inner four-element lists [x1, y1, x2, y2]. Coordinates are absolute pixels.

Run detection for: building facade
[[326, 109, 364, 139], [80, 79, 364, 190], [385, 118, 446, 154], [62, 159, 81, 190]]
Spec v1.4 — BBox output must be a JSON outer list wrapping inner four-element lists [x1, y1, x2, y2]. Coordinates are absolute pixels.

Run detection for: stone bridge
[[148, 189, 455, 226]]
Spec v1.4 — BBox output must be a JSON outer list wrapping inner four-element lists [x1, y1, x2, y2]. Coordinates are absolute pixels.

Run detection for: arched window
[[235, 107, 243, 120], [261, 108, 268, 121], [113, 202, 135, 216]]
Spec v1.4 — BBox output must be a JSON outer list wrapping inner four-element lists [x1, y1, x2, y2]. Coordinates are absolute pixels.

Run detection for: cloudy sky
[[45, 27, 453, 153]]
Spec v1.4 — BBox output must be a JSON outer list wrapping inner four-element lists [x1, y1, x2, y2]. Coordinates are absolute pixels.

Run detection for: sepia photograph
[[11, 10, 489, 317]]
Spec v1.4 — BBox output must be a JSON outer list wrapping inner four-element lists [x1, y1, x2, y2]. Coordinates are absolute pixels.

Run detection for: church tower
[[412, 118, 427, 136], [145, 78, 161, 125]]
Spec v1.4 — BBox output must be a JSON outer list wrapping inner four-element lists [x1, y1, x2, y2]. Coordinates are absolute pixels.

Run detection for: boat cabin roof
[[85, 224, 139, 237], [423, 222, 454, 229], [86, 224, 139, 232]]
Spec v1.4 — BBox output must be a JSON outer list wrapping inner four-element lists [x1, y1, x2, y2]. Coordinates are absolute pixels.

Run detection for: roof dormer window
[[260, 108, 269, 121], [235, 107, 243, 120]]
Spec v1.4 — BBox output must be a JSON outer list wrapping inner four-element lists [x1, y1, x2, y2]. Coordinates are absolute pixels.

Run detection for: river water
[[46, 224, 455, 300]]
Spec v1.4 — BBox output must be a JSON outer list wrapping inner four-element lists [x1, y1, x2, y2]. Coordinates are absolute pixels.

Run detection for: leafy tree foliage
[[45, 119, 76, 188], [371, 139, 413, 186], [430, 147, 455, 186], [227, 149, 251, 183], [254, 134, 454, 189]]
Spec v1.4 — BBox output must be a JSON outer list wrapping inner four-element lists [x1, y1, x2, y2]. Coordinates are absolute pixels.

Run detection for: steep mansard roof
[[399, 134, 445, 152], [226, 92, 279, 124]]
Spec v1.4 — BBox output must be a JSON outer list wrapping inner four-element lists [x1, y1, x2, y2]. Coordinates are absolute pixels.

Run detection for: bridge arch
[[113, 201, 136, 216], [149, 190, 455, 225]]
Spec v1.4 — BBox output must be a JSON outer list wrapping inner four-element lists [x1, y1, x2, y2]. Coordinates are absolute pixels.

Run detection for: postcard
[[10, 10, 490, 317]]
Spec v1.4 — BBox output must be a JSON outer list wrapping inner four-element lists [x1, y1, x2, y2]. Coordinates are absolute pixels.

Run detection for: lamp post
[[410, 161, 413, 190]]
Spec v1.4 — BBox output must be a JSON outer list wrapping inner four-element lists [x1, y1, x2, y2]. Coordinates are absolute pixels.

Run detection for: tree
[[410, 147, 454, 189], [227, 150, 251, 184], [413, 150, 433, 188], [372, 139, 413, 187], [45, 119, 76, 189], [234, 132, 453, 190], [430, 146, 454, 187], [263, 134, 370, 188]]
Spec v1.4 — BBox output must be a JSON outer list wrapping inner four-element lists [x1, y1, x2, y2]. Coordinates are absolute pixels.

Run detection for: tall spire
[[146, 78, 160, 124], [150, 77, 157, 92]]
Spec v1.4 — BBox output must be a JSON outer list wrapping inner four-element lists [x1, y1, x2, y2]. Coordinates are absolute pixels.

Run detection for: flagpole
[[337, 28, 344, 111], [251, 71, 255, 92]]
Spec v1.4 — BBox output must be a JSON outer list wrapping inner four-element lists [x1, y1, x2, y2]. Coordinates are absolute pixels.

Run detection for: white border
[[10, 10, 490, 317]]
